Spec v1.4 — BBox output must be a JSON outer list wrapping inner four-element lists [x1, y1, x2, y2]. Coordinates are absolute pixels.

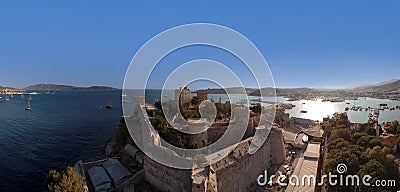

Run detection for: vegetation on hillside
[[322, 113, 399, 192], [46, 166, 85, 192]]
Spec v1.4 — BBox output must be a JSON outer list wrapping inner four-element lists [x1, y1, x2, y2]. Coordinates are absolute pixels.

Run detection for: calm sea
[[0, 91, 124, 192]]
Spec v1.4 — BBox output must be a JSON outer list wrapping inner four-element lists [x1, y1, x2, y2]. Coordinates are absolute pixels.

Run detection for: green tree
[[114, 119, 133, 155], [322, 123, 333, 138], [191, 96, 202, 106], [155, 115, 168, 137], [154, 101, 162, 110], [191, 141, 198, 149], [250, 103, 261, 114], [181, 109, 192, 119], [351, 132, 369, 143], [147, 110, 155, 117], [323, 113, 400, 192], [357, 159, 387, 192], [328, 128, 351, 142], [46, 166, 85, 192], [176, 136, 186, 148]]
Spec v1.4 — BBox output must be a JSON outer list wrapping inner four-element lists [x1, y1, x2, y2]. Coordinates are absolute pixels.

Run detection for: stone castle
[[127, 96, 285, 192]]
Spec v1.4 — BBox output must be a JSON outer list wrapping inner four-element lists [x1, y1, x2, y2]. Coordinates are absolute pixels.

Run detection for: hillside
[[0, 86, 21, 93], [357, 79, 400, 92], [24, 84, 119, 91]]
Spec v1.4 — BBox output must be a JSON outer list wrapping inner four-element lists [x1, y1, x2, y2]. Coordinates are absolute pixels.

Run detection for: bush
[[46, 166, 85, 192]]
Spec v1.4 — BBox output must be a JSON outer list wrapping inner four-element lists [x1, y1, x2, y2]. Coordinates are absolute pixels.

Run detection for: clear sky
[[1, 1, 399, 89]]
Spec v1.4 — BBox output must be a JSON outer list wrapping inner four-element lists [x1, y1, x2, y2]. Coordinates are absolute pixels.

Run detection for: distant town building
[[196, 90, 208, 102]]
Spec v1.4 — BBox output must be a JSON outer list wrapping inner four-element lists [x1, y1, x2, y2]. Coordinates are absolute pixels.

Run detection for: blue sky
[[1, 1, 399, 89]]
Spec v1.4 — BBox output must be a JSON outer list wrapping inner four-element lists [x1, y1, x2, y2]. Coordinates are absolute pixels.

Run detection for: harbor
[[272, 97, 400, 124]]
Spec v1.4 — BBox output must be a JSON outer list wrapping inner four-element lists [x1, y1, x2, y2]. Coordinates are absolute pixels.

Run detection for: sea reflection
[[284, 98, 400, 123], [207, 94, 400, 123]]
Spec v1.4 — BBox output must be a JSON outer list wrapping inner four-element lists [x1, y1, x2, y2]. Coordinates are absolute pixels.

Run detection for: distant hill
[[375, 78, 399, 86], [0, 86, 20, 92], [196, 87, 258, 94], [357, 79, 400, 92], [24, 84, 119, 91], [0, 86, 21, 94], [343, 82, 371, 89]]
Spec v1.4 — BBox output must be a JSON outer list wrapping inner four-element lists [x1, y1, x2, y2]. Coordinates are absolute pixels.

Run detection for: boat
[[236, 98, 248, 105], [28, 94, 32, 100], [300, 110, 307, 113], [25, 100, 32, 110], [105, 105, 113, 109], [105, 101, 113, 109], [5, 95, 9, 101]]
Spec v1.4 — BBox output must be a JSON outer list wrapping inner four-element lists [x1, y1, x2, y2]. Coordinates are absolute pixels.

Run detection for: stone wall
[[212, 127, 285, 192], [142, 127, 285, 192], [136, 96, 286, 192], [144, 156, 193, 192]]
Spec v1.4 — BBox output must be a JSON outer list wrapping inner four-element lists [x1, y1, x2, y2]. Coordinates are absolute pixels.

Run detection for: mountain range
[[2, 79, 399, 94], [343, 79, 399, 90], [354, 79, 400, 92], [194, 79, 400, 100], [23, 84, 119, 91]]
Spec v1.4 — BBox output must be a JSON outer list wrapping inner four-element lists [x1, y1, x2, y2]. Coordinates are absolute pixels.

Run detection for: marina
[[178, 92, 400, 124], [287, 98, 400, 123]]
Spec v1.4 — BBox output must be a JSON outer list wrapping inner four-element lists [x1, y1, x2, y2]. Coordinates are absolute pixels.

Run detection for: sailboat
[[5, 95, 9, 101], [105, 100, 113, 109], [122, 93, 129, 103], [25, 100, 32, 110], [28, 94, 32, 100]]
